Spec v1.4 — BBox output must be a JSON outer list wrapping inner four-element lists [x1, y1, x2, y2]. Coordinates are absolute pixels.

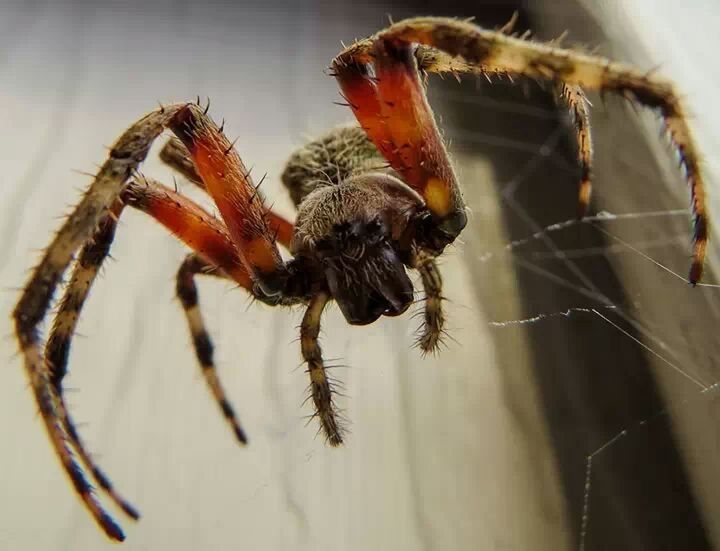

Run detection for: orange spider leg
[[334, 42, 467, 238], [168, 106, 288, 295], [123, 178, 252, 288], [124, 179, 283, 443], [335, 17, 708, 283], [332, 63, 405, 170], [45, 178, 285, 537], [159, 136, 294, 249]]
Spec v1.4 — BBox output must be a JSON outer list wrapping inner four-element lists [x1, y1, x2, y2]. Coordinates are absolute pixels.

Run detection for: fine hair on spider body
[[12, 16, 708, 541]]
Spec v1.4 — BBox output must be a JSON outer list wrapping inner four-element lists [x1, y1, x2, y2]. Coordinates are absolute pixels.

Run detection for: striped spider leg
[[332, 16, 708, 284], [13, 103, 309, 540]]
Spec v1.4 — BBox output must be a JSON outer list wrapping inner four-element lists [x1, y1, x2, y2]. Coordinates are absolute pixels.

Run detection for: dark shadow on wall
[[430, 1, 714, 550]]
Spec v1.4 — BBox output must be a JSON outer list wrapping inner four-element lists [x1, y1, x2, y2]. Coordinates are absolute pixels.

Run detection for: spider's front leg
[[336, 17, 709, 283], [45, 200, 140, 522], [333, 44, 468, 255], [160, 136, 294, 246]]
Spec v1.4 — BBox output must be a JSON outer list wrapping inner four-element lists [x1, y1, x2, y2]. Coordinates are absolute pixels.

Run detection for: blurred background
[[1, 0, 719, 549]]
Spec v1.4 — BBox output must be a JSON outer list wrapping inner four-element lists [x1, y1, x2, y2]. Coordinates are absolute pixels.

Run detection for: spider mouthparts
[[325, 245, 414, 325]]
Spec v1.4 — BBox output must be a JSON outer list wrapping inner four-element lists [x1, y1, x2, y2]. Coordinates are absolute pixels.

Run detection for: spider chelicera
[[12, 16, 708, 541]]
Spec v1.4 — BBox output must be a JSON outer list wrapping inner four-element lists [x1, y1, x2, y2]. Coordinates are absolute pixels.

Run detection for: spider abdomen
[[281, 125, 384, 206]]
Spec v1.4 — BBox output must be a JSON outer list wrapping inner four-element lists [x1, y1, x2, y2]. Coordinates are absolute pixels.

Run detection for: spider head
[[291, 173, 423, 325], [315, 218, 414, 325]]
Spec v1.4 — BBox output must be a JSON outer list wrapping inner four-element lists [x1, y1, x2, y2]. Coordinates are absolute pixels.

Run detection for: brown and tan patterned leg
[[334, 16, 708, 282], [558, 84, 594, 218], [300, 291, 343, 446], [13, 104, 186, 541], [175, 254, 249, 443], [43, 177, 266, 535], [410, 249, 445, 354], [45, 200, 140, 521]]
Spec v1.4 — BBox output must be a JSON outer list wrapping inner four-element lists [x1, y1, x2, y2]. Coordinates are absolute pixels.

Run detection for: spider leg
[[336, 17, 708, 283], [45, 200, 140, 521], [558, 84, 594, 219], [122, 177, 253, 286], [15, 102, 300, 540], [43, 177, 256, 537], [333, 42, 468, 243], [301, 291, 343, 446], [410, 249, 445, 354], [176, 253, 249, 444], [167, 106, 290, 292], [127, 178, 298, 442], [160, 137, 203, 189], [159, 136, 295, 248], [13, 103, 188, 541]]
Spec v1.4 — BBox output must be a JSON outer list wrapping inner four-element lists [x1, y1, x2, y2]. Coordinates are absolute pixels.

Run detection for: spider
[[12, 16, 708, 542]]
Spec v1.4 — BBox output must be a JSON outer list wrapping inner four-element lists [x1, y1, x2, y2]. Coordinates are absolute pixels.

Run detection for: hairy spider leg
[[160, 136, 294, 247], [300, 291, 344, 446], [122, 178, 252, 286], [175, 253, 249, 443], [160, 136, 202, 187], [336, 17, 708, 283], [124, 176, 268, 444], [333, 42, 468, 240], [45, 200, 139, 521], [13, 103, 190, 542], [558, 84, 594, 218], [43, 177, 260, 536], [168, 106, 289, 294], [410, 249, 445, 354], [14, 102, 290, 540]]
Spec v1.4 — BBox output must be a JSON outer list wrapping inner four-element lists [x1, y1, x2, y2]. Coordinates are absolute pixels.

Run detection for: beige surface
[[0, 2, 567, 550]]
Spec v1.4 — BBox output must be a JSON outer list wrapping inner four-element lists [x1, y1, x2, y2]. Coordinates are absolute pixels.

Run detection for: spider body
[[13, 16, 708, 541], [282, 125, 443, 324]]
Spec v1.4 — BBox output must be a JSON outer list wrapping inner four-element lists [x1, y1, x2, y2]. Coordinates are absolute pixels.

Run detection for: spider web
[[430, 68, 720, 550]]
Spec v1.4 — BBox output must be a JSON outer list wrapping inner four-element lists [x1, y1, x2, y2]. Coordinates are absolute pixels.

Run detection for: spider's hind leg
[[160, 136, 203, 189]]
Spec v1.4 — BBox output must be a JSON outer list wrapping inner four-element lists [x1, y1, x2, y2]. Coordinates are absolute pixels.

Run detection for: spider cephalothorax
[[290, 171, 428, 324], [13, 16, 708, 541]]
